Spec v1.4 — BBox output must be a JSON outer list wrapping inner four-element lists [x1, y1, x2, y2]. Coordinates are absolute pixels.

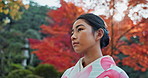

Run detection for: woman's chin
[[73, 46, 84, 53], [74, 49, 83, 54], [75, 51, 81, 53]]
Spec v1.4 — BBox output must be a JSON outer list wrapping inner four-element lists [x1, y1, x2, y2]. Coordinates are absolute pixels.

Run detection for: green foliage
[[7, 64, 61, 78], [25, 65, 35, 73], [9, 63, 24, 71], [11, 1, 50, 34], [26, 74, 43, 78], [7, 69, 32, 78], [34, 64, 59, 78], [24, 29, 41, 39], [0, 1, 50, 77]]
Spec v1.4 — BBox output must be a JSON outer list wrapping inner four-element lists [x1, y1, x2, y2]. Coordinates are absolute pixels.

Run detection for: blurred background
[[0, 0, 147, 78]]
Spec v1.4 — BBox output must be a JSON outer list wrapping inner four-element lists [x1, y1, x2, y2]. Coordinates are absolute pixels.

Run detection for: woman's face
[[71, 19, 97, 53]]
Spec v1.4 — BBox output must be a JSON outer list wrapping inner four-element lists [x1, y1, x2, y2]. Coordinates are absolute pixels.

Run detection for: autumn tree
[[0, 0, 29, 26]]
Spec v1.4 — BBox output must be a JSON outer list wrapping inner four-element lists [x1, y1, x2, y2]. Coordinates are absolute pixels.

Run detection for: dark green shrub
[[9, 63, 24, 71], [26, 65, 35, 72], [34, 64, 59, 78], [7, 69, 32, 78], [26, 74, 43, 78]]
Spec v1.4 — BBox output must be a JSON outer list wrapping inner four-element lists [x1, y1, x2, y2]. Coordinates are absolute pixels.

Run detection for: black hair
[[76, 13, 109, 49]]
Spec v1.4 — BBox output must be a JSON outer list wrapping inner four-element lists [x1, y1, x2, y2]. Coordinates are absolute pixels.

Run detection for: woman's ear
[[95, 28, 104, 41]]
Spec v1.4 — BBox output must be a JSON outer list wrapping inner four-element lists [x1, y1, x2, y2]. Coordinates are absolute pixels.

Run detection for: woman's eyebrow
[[71, 24, 85, 32], [76, 24, 85, 29]]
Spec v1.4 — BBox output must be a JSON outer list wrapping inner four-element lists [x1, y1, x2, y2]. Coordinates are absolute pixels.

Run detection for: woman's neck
[[82, 46, 103, 67]]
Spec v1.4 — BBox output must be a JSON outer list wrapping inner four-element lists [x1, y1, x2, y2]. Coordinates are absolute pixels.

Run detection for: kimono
[[61, 55, 129, 78]]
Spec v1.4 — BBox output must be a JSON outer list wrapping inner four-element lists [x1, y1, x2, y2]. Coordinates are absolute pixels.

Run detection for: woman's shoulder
[[98, 55, 129, 78], [96, 65, 129, 78], [61, 66, 74, 77], [107, 65, 129, 78]]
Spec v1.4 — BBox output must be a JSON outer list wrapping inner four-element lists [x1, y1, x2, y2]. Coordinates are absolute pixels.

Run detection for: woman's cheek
[[79, 32, 87, 43], [83, 31, 96, 47], [79, 31, 91, 47]]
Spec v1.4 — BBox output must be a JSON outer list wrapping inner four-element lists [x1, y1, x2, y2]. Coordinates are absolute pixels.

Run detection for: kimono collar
[[69, 55, 116, 77], [79, 55, 116, 71], [62, 55, 129, 78]]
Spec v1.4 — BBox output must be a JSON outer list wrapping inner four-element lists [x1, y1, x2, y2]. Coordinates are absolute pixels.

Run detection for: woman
[[61, 13, 129, 78]]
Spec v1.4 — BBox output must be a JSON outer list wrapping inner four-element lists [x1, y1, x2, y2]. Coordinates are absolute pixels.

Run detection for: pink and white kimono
[[61, 55, 129, 78]]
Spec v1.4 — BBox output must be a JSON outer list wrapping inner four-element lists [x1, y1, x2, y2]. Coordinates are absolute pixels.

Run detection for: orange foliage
[[102, 13, 148, 72], [95, 0, 148, 72]]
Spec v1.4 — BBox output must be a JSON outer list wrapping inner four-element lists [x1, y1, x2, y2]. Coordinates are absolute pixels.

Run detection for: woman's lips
[[72, 42, 79, 47]]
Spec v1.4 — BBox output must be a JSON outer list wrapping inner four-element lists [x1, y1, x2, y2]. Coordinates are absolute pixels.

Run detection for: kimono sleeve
[[110, 66, 129, 78], [97, 66, 129, 78], [61, 67, 74, 78]]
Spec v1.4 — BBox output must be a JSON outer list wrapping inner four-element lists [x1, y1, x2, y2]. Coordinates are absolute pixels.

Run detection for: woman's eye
[[71, 32, 73, 36], [77, 28, 83, 32]]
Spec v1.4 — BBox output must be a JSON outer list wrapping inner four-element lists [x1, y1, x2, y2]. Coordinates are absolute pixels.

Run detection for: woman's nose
[[71, 33, 77, 40]]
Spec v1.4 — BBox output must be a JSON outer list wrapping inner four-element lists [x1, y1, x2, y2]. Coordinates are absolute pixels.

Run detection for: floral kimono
[[61, 55, 129, 78]]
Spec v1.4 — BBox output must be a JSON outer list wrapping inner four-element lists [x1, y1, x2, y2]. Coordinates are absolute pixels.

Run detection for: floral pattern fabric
[[61, 55, 129, 78]]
